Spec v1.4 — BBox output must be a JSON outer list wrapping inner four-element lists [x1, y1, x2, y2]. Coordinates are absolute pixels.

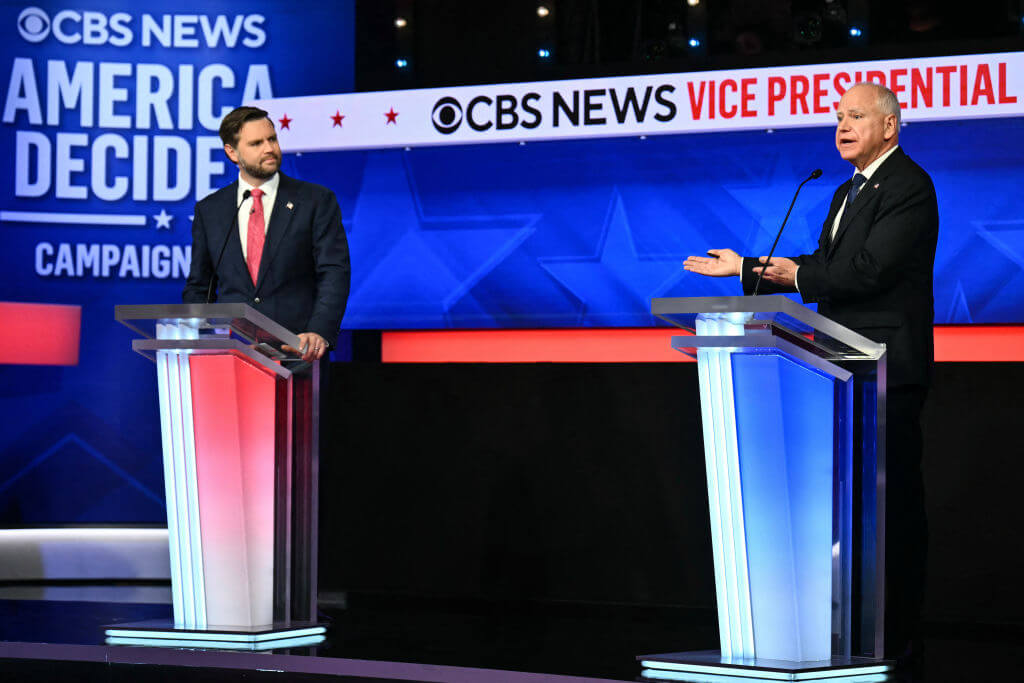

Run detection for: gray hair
[[850, 81, 901, 126]]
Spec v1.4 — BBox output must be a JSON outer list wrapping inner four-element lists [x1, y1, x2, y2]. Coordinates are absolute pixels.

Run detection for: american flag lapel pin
[[286, 201, 294, 210], [873, 183, 879, 189]]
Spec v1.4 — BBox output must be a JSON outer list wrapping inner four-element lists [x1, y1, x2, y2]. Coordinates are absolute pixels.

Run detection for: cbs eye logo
[[432, 97, 463, 135], [18, 7, 50, 43]]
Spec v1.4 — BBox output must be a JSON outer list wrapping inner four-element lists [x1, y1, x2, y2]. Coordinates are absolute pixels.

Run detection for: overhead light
[[849, 26, 863, 37], [537, 6, 550, 18], [688, 38, 701, 48], [395, 17, 408, 28], [396, 59, 409, 68], [687, 0, 701, 6], [538, 48, 551, 58]]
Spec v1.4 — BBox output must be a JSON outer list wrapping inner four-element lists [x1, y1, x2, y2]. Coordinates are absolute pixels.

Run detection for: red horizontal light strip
[[381, 326, 1024, 363], [0, 302, 81, 366], [382, 328, 695, 363], [933, 325, 1024, 362]]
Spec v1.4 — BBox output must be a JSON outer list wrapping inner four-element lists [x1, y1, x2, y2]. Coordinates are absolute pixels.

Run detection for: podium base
[[638, 650, 893, 681], [104, 619, 326, 651]]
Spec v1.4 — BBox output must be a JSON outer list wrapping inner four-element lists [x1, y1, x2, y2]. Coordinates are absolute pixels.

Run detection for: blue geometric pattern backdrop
[[2, 7, 1021, 526], [0, 0, 355, 524], [293, 116, 1024, 328]]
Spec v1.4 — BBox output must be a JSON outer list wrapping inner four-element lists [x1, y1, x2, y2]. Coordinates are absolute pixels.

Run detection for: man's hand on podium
[[283, 332, 328, 362], [683, 248, 742, 277]]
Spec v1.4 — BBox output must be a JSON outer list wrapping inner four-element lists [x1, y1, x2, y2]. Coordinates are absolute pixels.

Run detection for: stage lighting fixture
[[537, 5, 550, 17], [395, 17, 407, 28], [688, 38, 701, 47], [849, 26, 863, 37], [687, 0, 700, 6], [396, 59, 408, 68], [538, 48, 551, 58]]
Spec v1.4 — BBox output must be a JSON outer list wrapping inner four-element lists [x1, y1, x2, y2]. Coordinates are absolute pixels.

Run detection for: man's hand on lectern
[[683, 248, 742, 277], [283, 332, 328, 362]]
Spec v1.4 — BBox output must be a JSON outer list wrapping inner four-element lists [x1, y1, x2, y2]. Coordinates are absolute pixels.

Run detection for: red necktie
[[246, 187, 265, 285]]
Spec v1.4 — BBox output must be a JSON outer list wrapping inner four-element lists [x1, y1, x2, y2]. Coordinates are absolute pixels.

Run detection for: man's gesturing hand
[[683, 248, 742, 277]]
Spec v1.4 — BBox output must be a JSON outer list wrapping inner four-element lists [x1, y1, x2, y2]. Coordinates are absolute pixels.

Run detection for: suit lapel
[[827, 148, 903, 256], [820, 183, 849, 251], [254, 174, 298, 293]]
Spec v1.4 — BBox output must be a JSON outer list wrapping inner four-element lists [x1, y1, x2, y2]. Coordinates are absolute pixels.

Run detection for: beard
[[239, 152, 281, 180]]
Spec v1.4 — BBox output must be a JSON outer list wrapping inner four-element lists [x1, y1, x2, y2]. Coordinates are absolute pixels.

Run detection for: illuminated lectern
[[109, 304, 323, 650], [640, 296, 892, 680]]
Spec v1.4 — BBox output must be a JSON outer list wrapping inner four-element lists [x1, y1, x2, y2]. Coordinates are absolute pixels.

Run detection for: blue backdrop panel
[[2, 23, 1021, 525], [0, 0, 354, 524], [290, 116, 1024, 328]]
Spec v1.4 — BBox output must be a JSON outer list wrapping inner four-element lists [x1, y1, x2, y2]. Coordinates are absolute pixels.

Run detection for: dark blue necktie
[[847, 173, 867, 207]]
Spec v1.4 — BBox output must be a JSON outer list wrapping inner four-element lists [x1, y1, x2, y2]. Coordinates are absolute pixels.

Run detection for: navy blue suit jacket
[[741, 147, 939, 387], [182, 173, 350, 347]]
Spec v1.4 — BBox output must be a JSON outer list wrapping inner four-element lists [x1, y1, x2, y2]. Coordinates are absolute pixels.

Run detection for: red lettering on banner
[[741, 77, 757, 117], [972, 64, 995, 105], [812, 73, 829, 113], [687, 81, 707, 119], [960, 65, 968, 105], [832, 72, 851, 108], [709, 81, 716, 119], [720, 79, 738, 118], [866, 70, 886, 86], [890, 68, 908, 108], [791, 75, 810, 114], [936, 65, 956, 106], [911, 69, 933, 108], [768, 76, 786, 115], [999, 63, 1018, 104], [853, 71, 863, 84]]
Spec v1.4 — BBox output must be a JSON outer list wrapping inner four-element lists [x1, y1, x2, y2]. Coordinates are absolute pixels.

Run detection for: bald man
[[685, 82, 938, 667]]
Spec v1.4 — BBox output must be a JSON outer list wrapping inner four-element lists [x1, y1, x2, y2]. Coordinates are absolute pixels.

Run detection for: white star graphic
[[153, 209, 173, 230]]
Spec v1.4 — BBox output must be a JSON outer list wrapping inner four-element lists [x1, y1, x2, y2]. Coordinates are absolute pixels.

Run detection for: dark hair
[[219, 106, 272, 147]]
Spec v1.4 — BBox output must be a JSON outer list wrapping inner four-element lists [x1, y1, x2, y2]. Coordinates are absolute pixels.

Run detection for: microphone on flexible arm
[[752, 168, 823, 296], [205, 189, 252, 304]]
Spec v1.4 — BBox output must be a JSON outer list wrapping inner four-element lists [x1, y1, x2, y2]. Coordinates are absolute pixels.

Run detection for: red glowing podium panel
[[115, 304, 321, 647]]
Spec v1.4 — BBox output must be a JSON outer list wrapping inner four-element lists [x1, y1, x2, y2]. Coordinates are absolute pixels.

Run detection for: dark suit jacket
[[182, 173, 350, 348], [741, 147, 939, 388]]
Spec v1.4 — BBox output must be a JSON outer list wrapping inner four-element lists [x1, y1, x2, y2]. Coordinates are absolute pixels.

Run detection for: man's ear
[[224, 144, 238, 164], [884, 114, 898, 140]]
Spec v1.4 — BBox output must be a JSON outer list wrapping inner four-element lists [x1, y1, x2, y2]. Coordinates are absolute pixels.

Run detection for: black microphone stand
[[753, 169, 822, 296]]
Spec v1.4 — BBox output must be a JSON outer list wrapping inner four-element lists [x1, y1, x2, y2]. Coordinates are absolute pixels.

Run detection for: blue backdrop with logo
[[2, 1, 1022, 525], [0, 0, 354, 524]]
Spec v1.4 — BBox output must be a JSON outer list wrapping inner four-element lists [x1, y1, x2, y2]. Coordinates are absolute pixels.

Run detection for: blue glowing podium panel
[[651, 296, 886, 673]]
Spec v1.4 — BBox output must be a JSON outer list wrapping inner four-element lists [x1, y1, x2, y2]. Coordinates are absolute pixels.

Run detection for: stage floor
[[0, 590, 1020, 682]]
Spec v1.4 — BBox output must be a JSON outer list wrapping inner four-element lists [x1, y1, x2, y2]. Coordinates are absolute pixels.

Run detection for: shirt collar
[[237, 171, 280, 199], [857, 145, 899, 181]]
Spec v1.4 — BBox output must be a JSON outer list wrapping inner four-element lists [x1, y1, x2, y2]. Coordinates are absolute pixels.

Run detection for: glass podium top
[[652, 295, 885, 362]]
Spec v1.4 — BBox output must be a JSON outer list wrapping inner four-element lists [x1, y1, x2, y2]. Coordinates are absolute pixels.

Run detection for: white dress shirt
[[237, 172, 280, 261]]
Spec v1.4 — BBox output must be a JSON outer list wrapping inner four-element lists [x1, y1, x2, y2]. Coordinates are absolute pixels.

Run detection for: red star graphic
[[330, 110, 345, 127], [278, 113, 292, 130], [384, 107, 399, 125]]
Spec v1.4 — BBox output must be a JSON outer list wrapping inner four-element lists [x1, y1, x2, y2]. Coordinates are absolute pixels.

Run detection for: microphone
[[753, 168, 822, 296], [206, 189, 252, 304]]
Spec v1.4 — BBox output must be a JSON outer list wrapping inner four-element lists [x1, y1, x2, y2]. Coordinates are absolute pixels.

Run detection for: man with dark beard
[[183, 106, 350, 360]]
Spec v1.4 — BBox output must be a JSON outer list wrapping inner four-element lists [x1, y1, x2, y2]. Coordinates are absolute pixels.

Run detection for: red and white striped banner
[[253, 51, 1024, 151]]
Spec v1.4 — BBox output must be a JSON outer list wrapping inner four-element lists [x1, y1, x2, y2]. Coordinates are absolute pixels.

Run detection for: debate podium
[[111, 304, 324, 650], [640, 296, 892, 680]]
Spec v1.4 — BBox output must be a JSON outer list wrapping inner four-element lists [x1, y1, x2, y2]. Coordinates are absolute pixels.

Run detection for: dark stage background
[[320, 359, 1023, 631]]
